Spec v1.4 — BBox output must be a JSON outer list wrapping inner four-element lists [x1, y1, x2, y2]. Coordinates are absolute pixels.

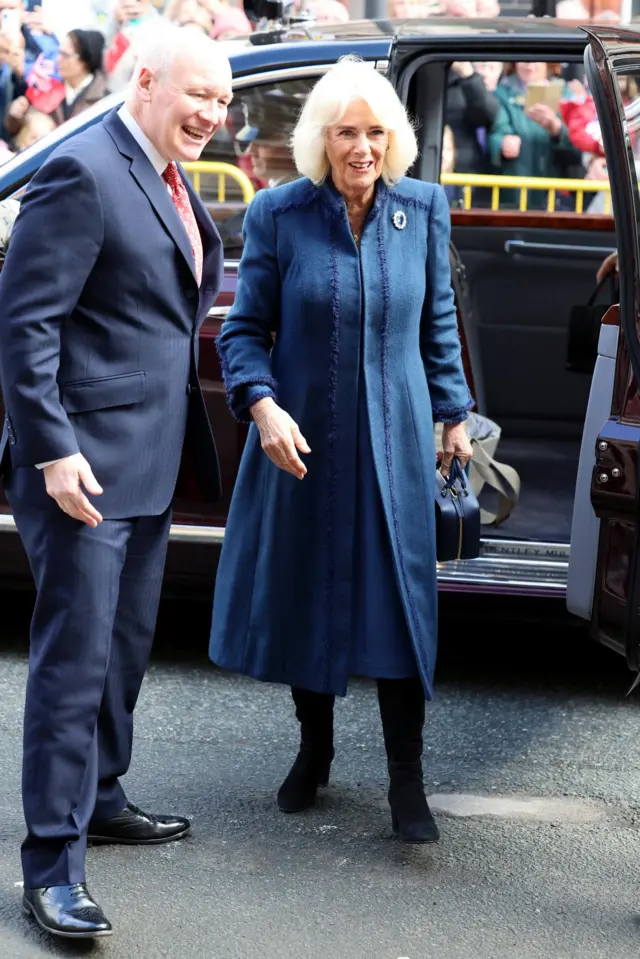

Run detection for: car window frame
[[399, 45, 594, 200]]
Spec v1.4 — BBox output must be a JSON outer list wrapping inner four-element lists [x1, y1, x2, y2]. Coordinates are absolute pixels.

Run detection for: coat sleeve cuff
[[432, 404, 473, 424], [226, 377, 279, 423]]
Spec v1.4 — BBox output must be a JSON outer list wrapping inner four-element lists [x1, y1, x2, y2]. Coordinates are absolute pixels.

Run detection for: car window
[[616, 71, 640, 232], [191, 76, 315, 258], [441, 58, 610, 216]]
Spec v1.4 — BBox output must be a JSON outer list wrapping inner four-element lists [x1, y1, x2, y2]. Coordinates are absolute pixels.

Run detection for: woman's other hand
[[8, 95, 29, 122], [525, 103, 562, 137], [450, 61, 474, 79], [501, 134, 521, 159], [251, 397, 310, 479], [440, 422, 473, 474]]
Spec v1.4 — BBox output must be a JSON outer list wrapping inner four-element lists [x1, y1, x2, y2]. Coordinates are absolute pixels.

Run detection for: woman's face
[[57, 35, 88, 84], [324, 99, 389, 197], [473, 61, 502, 92], [441, 128, 455, 174], [515, 62, 548, 86]]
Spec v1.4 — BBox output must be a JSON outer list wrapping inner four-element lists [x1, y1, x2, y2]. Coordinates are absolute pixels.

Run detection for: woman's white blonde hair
[[291, 55, 418, 186]]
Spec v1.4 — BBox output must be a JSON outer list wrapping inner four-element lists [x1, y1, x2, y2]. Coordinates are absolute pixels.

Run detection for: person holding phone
[[488, 62, 582, 210], [104, 0, 159, 93]]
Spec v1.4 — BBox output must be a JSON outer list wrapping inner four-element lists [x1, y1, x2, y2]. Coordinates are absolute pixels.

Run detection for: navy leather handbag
[[434, 457, 481, 562]]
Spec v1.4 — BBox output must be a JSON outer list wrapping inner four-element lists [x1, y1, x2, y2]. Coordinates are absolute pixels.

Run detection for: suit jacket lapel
[[103, 110, 223, 308], [130, 152, 198, 286], [104, 110, 199, 286]]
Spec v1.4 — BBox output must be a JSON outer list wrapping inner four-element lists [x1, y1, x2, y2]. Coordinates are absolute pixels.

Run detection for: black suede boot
[[377, 677, 439, 843], [277, 687, 335, 813]]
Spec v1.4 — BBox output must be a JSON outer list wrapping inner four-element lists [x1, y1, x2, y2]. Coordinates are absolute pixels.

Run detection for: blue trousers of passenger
[[7, 490, 171, 889]]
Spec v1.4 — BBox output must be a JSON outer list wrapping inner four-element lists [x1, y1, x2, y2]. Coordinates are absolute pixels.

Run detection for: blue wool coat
[[208, 175, 473, 698]]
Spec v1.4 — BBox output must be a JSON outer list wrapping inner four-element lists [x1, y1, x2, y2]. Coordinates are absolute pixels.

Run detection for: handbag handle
[[439, 456, 469, 496]]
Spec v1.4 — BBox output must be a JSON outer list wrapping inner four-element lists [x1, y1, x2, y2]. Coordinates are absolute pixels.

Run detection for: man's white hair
[[130, 20, 230, 86], [291, 56, 418, 186]]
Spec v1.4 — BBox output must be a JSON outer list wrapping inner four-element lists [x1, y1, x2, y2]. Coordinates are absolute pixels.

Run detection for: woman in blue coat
[[210, 56, 473, 843]]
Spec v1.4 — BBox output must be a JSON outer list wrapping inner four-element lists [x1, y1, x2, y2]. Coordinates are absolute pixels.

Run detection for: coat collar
[[316, 174, 389, 222]]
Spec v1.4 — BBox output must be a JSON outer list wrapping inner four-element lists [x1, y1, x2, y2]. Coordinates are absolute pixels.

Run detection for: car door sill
[[0, 514, 569, 597], [438, 538, 569, 595]]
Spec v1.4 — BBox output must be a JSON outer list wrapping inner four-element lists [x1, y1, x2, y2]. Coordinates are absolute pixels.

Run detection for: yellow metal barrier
[[182, 161, 255, 203], [440, 172, 612, 214]]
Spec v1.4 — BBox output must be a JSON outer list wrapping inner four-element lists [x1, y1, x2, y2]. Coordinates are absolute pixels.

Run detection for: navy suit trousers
[[7, 489, 171, 888]]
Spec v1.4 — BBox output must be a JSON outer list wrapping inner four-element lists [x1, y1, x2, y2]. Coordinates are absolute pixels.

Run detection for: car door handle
[[504, 240, 616, 259]]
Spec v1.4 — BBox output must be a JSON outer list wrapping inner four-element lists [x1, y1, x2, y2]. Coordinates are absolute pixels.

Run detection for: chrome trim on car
[[0, 513, 569, 593], [170, 524, 226, 544], [208, 305, 231, 320], [233, 64, 337, 88], [0, 514, 15, 533], [437, 539, 569, 594], [0, 514, 229, 544]]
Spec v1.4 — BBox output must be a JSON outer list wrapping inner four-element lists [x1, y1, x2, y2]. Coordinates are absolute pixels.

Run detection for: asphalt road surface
[[0, 592, 640, 959]]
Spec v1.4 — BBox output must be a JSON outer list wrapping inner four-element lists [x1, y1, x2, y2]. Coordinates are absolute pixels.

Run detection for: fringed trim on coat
[[225, 377, 279, 423], [387, 190, 432, 213], [270, 190, 322, 219], [377, 214, 430, 678], [322, 218, 341, 691], [433, 404, 474, 424]]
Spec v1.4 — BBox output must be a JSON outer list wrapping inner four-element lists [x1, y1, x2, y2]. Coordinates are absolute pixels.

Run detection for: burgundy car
[[1, 19, 640, 668]]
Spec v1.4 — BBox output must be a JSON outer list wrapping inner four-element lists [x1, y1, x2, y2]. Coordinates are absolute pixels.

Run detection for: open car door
[[568, 26, 640, 673]]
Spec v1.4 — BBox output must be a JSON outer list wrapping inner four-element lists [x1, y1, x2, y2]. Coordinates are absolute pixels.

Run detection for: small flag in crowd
[[25, 53, 65, 114], [104, 31, 131, 76]]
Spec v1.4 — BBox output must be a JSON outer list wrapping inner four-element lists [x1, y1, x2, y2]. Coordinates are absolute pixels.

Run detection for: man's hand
[[44, 453, 104, 526], [440, 422, 473, 475], [501, 135, 521, 160], [251, 397, 310, 480]]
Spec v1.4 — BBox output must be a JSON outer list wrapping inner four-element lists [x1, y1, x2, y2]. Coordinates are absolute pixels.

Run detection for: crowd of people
[[442, 57, 634, 210], [0, 0, 632, 209], [0, 0, 257, 161]]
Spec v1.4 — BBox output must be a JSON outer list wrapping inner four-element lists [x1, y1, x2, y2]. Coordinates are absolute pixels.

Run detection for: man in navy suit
[[0, 23, 231, 940]]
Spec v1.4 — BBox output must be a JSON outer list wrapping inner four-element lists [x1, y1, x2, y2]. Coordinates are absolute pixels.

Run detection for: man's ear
[[137, 66, 154, 102]]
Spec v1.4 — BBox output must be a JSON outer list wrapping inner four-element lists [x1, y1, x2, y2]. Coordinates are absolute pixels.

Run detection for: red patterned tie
[[162, 161, 203, 286]]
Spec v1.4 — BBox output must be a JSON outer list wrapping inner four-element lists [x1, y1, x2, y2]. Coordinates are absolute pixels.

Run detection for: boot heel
[[389, 793, 440, 844], [316, 763, 331, 788], [277, 751, 333, 813]]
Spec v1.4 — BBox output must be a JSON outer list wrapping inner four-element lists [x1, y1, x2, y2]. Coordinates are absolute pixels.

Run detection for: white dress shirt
[[65, 73, 94, 107], [116, 106, 168, 176], [36, 109, 169, 470]]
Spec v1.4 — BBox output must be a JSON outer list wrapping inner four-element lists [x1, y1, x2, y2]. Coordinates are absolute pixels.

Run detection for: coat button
[[186, 384, 192, 395]]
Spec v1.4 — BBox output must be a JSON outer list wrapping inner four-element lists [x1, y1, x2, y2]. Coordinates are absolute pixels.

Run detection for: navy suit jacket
[[0, 109, 223, 518]]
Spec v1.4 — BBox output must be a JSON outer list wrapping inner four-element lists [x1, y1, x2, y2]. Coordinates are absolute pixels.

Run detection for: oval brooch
[[392, 210, 407, 230]]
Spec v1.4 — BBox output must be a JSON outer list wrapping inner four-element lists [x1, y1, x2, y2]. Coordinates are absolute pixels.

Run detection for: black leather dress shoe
[[22, 884, 112, 939], [88, 801, 190, 845]]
